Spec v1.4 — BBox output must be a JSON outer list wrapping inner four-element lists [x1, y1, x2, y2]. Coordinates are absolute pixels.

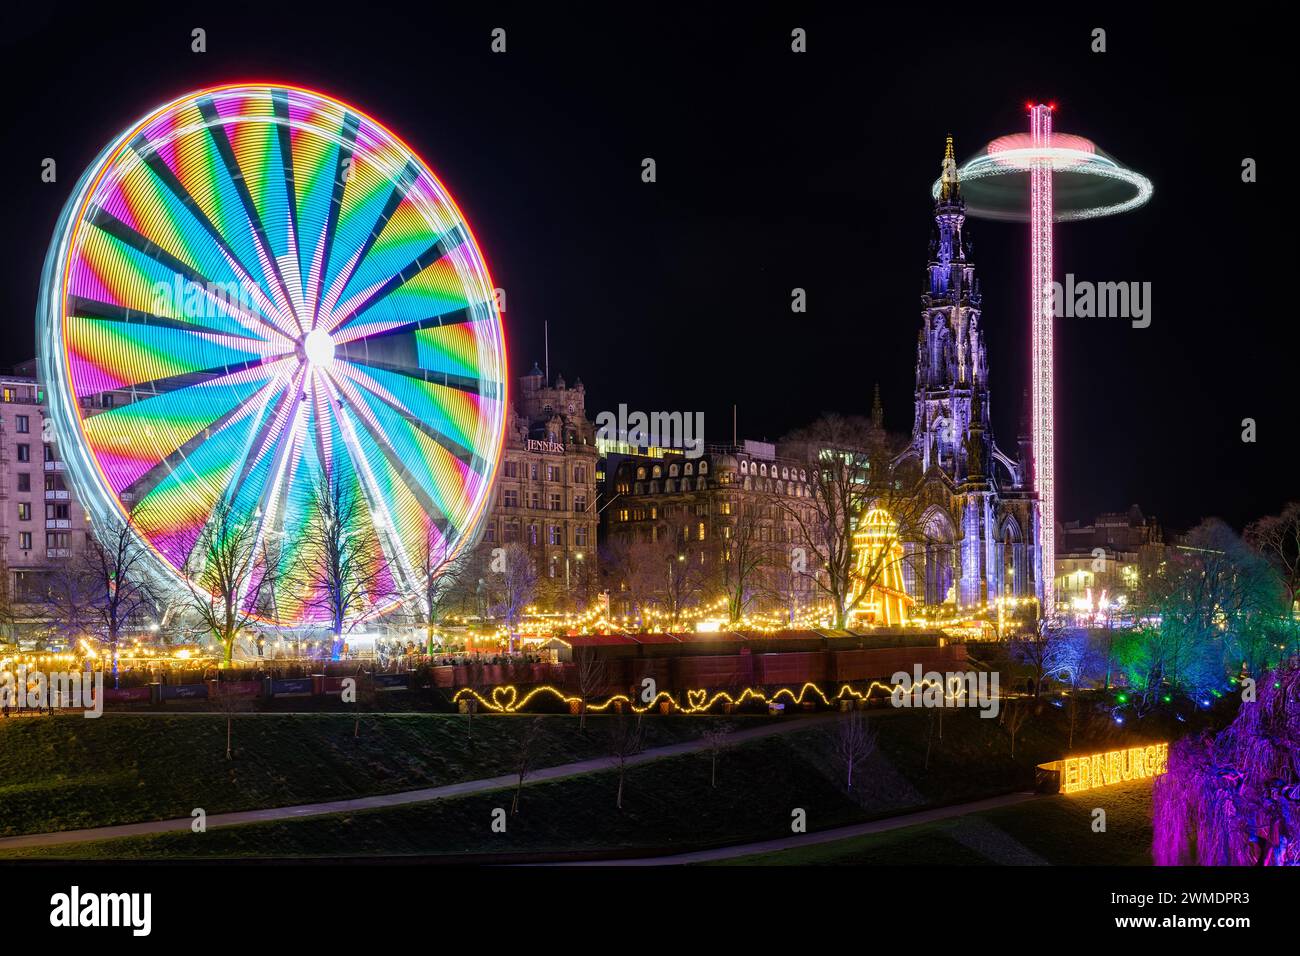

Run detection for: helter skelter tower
[[932, 103, 1152, 616]]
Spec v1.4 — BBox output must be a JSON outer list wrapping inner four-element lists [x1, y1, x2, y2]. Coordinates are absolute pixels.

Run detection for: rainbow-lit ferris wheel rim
[[37, 83, 507, 628], [930, 134, 1153, 222]]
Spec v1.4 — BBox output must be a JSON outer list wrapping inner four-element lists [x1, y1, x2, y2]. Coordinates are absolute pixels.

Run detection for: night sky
[[1, 4, 1282, 533]]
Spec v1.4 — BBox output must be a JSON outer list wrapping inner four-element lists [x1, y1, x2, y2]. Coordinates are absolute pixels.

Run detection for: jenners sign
[[525, 438, 565, 454]]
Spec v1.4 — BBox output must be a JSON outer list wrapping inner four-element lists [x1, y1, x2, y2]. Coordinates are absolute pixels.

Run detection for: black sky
[[0, 3, 1284, 533]]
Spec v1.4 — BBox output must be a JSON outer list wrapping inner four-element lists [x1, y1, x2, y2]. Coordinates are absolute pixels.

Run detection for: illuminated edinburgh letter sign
[[1039, 743, 1169, 794]]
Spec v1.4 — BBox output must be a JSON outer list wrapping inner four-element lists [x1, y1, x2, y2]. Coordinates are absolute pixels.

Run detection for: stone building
[[600, 440, 820, 621], [1055, 505, 1165, 610], [477, 364, 600, 597]]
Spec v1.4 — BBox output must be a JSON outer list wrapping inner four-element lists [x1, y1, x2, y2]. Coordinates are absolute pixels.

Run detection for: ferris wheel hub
[[301, 327, 337, 367]]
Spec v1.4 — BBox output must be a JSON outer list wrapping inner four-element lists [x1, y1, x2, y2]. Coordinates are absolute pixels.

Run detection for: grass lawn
[[0, 711, 748, 837], [0, 727, 871, 860], [0, 694, 1185, 860], [716, 779, 1155, 865], [1, 706, 1161, 861]]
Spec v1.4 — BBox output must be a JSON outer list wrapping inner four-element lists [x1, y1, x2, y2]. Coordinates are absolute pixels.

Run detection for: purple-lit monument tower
[[933, 104, 1152, 616]]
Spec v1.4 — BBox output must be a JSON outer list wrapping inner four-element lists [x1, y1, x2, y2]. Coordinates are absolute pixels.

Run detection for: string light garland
[[451, 676, 975, 715]]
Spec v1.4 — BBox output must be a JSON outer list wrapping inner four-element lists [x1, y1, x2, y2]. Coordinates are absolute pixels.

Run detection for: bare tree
[[77, 519, 160, 687], [779, 415, 930, 629], [715, 500, 775, 625], [1009, 620, 1056, 698], [36, 560, 95, 648], [599, 536, 652, 624], [350, 668, 378, 738], [511, 717, 545, 814], [700, 723, 734, 788], [658, 510, 708, 627], [411, 525, 471, 655], [602, 509, 706, 627], [464, 693, 478, 742], [1000, 698, 1029, 758], [1246, 502, 1300, 613], [486, 542, 538, 651], [573, 646, 607, 731], [831, 709, 876, 792], [211, 679, 253, 759], [179, 500, 272, 665], [252, 533, 287, 628], [607, 711, 645, 810], [298, 470, 394, 657]]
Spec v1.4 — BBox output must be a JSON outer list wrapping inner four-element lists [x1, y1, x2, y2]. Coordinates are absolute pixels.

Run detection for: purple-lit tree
[[1154, 658, 1300, 865], [1044, 626, 1104, 747]]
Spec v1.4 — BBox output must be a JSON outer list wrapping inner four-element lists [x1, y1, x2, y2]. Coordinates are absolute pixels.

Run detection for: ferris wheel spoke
[[67, 294, 270, 345], [196, 96, 302, 333], [224, 363, 307, 512], [271, 90, 306, 316], [128, 137, 299, 340], [91, 365, 287, 500], [124, 378, 278, 508], [316, 157, 422, 323], [332, 361, 482, 468], [323, 226, 467, 337], [332, 307, 474, 353], [308, 110, 361, 329], [335, 352, 484, 400], [316, 372, 423, 595], [81, 206, 291, 346], [330, 376, 456, 541]]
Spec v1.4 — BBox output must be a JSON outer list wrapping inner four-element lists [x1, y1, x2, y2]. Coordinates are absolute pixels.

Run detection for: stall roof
[[565, 634, 639, 648], [673, 631, 748, 645]]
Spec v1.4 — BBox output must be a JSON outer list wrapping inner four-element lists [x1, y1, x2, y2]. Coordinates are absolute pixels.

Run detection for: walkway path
[[0, 713, 836, 851], [557, 792, 1040, 865]]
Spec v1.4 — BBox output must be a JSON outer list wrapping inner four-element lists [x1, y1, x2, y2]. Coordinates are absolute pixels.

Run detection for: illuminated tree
[[485, 542, 537, 651], [1154, 659, 1300, 865], [1044, 627, 1103, 747], [779, 415, 930, 630], [179, 500, 272, 665], [298, 470, 394, 656], [409, 525, 471, 655], [1119, 519, 1287, 708]]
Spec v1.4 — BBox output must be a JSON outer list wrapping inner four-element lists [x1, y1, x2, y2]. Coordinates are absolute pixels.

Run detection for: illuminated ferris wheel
[[37, 84, 507, 628]]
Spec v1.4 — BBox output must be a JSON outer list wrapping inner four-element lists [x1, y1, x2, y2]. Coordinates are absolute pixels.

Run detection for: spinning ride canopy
[[929, 131, 1153, 222], [37, 84, 507, 627]]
